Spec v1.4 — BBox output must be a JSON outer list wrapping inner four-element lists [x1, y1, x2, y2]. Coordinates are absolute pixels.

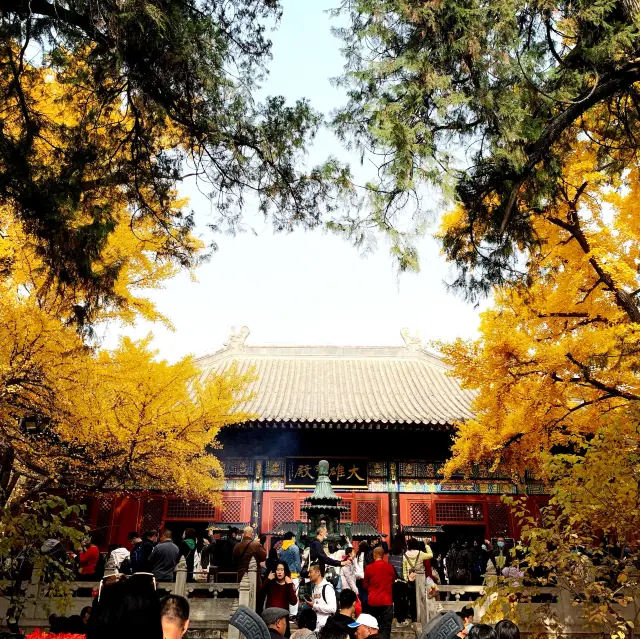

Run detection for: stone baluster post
[[414, 561, 426, 625], [248, 557, 258, 611], [174, 556, 188, 597], [557, 579, 575, 629], [229, 574, 250, 639], [474, 589, 491, 622]]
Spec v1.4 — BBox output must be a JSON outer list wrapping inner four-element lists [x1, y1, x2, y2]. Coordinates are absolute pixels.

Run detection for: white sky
[[100, 0, 488, 362]]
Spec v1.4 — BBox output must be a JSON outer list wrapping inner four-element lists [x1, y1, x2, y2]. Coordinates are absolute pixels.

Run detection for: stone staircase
[[391, 620, 419, 639]]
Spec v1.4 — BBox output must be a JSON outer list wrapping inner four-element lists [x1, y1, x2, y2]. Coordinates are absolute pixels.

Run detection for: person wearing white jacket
[[353, 548, 366, 580], [109, 543, 130, 571], [304, 563, 336, 630]]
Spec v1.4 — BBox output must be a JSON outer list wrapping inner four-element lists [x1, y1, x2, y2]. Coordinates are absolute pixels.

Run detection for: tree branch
[[566, 353, 640, 401], [548, 197, 640, 324], [2, 0, 114, 49]]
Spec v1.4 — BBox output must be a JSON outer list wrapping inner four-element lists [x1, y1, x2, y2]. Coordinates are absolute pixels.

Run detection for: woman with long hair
[[88, 573, 161, 639], [404, 537, 432, 621], [259, 561, 297, 636], [354, 541, 369, 611]]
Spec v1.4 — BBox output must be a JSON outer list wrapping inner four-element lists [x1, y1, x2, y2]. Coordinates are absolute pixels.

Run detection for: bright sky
[[100, 0, 488, 362]]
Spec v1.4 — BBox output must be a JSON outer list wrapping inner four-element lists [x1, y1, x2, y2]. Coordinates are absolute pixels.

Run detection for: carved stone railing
[[413, 576, 639, 635], [0, 557, 258, 635], [228, 558, 257, 639]]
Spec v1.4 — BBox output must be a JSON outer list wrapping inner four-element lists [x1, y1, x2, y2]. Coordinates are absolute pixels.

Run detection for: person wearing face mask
[[455, 607, 474, 638], [310, 527, 350, 573], [491, 537, 511, 573]]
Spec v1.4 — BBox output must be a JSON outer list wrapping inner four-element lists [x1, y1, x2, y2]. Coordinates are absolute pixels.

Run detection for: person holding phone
[[259, 562, 297, 637]]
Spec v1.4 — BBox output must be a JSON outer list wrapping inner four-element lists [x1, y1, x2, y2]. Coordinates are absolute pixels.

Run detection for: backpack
[[404, 552, 420, 582], [119, 556, 133, 575], [300, 582, 332, 604], [324, 565, 340, 588]]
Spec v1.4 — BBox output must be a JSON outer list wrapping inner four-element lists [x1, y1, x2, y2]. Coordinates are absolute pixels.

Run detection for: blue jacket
[[279, 541, 301, 575]]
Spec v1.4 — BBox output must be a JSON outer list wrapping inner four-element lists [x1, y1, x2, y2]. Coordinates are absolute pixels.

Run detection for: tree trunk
[[0, 446, 15, 507], [621, 0, 640, 23]]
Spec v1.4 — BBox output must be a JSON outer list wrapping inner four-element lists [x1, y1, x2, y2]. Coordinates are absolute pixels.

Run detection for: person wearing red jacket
[[259, 561, 297, 637], [363, 547, 395, 639], [78, 534, 100, 580]]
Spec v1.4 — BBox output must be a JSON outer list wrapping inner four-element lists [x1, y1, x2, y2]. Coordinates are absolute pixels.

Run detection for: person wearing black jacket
[[329, 589, 358, 639], [309, 527, 349, 570], [139, 531, 158, 572], [214, 528, 239, 571], [200, 535, 215, 572]]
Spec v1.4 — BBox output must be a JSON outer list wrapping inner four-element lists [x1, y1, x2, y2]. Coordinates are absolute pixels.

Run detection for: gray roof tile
[[196, 329, 476, 426]]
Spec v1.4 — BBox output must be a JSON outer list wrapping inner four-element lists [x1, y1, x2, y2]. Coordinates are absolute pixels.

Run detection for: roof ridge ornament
[[401, 327, 423, 350], [225, 326, 250, 350]]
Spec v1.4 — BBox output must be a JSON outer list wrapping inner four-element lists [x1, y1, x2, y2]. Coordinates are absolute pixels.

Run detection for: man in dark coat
[[233, 526, 267, 582], [214, 528, 239, 571], [139, 530, 158, 572], [309, 526, 350, 571]]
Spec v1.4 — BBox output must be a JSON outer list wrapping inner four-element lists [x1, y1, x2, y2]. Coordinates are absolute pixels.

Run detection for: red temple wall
[[72, 491, 551, 550]]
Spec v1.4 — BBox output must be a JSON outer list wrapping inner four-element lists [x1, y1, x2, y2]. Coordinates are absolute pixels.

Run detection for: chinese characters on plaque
[[285, 458, 368, 488]]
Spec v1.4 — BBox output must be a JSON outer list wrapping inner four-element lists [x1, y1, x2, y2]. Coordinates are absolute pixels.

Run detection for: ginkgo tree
[[438, 140, 640, 633], [0, 29, 258, 619], [439, 141, 640, 478], [0, 91, 255, 506], [0, 293, 255, 504]]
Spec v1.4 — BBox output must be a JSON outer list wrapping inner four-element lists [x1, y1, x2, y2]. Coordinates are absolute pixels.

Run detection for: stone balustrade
[[0, 557, 258, 638], [414, 565, 637, 635]]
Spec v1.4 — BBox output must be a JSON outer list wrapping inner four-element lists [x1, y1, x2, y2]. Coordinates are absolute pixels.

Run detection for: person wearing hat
[[262, 608, 291, 639], [348, 614, 380, 639]]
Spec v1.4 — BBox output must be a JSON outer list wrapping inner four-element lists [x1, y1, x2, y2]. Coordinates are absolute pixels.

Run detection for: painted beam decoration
[[285, 457, 368, 489]]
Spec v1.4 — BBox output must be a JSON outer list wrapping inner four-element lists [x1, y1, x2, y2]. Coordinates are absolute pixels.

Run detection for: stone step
[[391, 621, 418, 639], [391, 630, 418, 639]]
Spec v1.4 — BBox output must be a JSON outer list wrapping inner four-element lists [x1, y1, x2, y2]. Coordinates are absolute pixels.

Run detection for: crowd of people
[[41, 522, 511, 591], [41, 527, 215, 584], [252, 526, 518, 639], [260, 603, 521, 639], [33, 524, 522, 639]]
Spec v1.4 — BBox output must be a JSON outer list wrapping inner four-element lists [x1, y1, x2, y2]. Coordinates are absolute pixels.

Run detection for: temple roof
[[196, 327, 476, 426]]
